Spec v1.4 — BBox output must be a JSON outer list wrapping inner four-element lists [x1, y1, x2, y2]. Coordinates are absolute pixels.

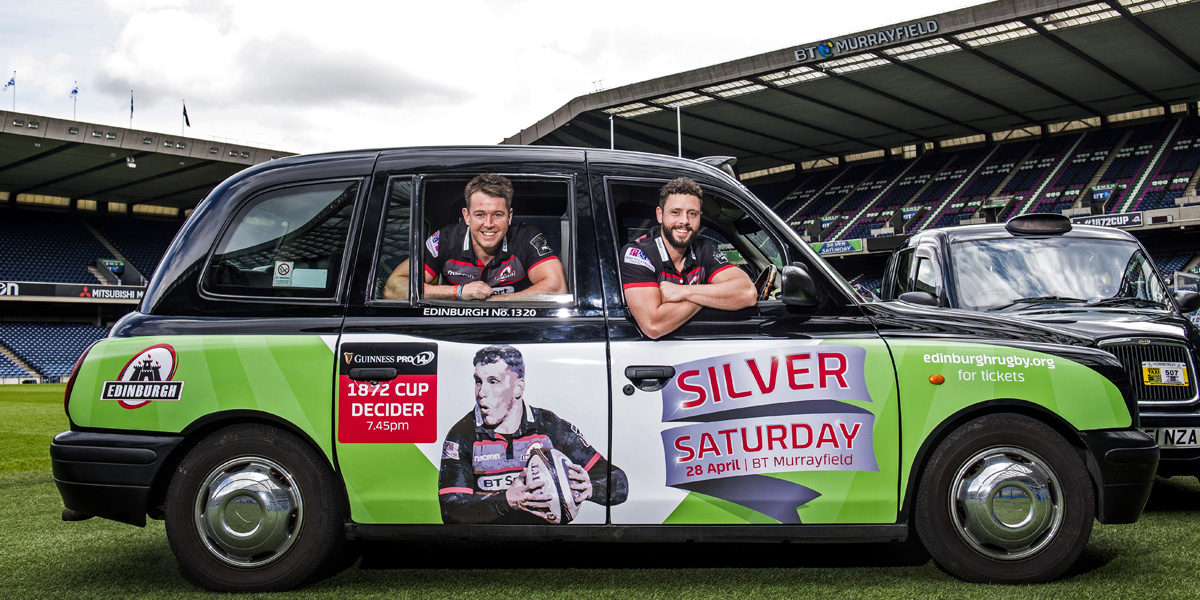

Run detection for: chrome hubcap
[[194, 456, 302, 568], [951, 446, 1062, 561]]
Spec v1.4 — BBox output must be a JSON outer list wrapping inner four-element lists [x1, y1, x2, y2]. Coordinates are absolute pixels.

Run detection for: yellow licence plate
[[1142, 362, 1188, 386]]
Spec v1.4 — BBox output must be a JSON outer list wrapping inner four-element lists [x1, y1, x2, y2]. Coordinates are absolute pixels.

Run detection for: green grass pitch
[[3, 383, 1200, 599]]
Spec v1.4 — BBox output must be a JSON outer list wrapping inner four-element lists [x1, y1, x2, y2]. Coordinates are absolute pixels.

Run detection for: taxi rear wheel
[[915, 413, 1094, 583], [165, 424, 349, 592]]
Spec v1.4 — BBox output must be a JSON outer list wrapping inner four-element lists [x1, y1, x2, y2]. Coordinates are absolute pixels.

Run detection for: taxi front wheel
[[915, 413, 1094, 583], [164, 424, 351, 592]]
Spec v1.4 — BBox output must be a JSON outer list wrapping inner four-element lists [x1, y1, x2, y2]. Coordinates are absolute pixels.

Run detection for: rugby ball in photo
[[524, 448, 581, 524]]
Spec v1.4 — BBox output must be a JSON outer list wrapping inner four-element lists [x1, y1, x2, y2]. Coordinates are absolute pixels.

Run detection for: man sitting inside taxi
[[620, 177, 756, 339], [383, 174, 566, 300]]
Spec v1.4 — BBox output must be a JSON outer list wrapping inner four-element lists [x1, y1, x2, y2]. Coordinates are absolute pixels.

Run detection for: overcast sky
[[1, 0, 987, 155]]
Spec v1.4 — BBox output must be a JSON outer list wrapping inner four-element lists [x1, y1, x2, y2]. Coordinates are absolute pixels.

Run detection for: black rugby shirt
[[422, 221, 557, 295], [437, 402, 628, 524], [619, 226, 737, 291]]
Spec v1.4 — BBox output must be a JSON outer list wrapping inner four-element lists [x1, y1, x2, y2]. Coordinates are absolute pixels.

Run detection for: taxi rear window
[[202, 180, 358, 300]]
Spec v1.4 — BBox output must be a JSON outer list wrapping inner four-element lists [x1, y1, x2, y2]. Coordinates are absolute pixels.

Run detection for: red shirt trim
[[708, 263, 738, 282]]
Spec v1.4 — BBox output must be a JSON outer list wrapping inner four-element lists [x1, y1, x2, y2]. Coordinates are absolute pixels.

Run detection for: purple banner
[[676, 476, 821, 524], [662, 345, 870, 423], [658, 345, 878, 523], [662, 413, 878, 487]]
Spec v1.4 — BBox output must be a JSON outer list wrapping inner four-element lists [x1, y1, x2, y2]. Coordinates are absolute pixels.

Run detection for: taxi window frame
[[197, 177, 366, 305], [363, 175, 416, 305], [377, 173, 578, 308]]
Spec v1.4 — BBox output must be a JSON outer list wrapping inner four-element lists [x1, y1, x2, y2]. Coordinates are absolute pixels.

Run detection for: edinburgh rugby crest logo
[[101, 344, 185, 409]]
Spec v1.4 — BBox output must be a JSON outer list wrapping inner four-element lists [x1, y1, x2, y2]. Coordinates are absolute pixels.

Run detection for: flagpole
[[73, 81, 77, 120], [182, 100, 185, 137], [11, 71, 15, 112], [129, 90, 133, 128]]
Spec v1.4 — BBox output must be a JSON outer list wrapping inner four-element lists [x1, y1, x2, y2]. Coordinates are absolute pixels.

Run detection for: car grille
[[1100, 339, 1198, 406]]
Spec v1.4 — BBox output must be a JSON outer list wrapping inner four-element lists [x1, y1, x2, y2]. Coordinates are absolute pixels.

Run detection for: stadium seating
[[1126, 119, 1200, 212], [0, 210, 113, 284], [1153, 252, 1193, 276], [86, 216, 181, 278], [905, 147, 992, 231], [0, 353, 31, 379], [0, 323, 108, 381]]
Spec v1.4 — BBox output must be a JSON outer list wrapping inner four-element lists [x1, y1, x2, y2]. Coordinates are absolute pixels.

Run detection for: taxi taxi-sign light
[[1005, 213, 1072, 235]]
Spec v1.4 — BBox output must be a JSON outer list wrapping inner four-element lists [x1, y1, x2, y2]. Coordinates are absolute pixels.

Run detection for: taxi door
[[592, 167, 901, 527], [335, 148, 618, 526]]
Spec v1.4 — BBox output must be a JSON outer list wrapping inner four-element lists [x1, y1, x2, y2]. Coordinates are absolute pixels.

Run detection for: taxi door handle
[[624, 365, 675, 392], [349, 367, 397, 382]]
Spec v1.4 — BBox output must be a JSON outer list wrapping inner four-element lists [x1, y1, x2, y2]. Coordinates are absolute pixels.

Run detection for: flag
[[71, 85, 78, 97], [183, 101, 190, 127], [3, 77, 13, 91], [130, 91, 134, 118]]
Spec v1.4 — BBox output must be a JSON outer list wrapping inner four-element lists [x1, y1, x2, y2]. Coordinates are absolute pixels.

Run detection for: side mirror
[[780, 264, 818, 308], [898, 290, 940, 307], [1175, 290, 1200, 313]]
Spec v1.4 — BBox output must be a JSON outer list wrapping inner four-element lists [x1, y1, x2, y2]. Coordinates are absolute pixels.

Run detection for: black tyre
[[915, 413, 1094, 583], [165, 424, 350, 592]]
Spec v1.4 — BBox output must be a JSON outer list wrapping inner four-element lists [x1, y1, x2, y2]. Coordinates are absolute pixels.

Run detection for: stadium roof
[[0, 112, 293, 211], [503, 0, 1200, 177]]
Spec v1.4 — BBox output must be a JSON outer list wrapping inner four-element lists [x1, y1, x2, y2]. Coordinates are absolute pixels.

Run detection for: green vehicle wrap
[[68, 335, 339, 463], [67, 335, 1130, 527]]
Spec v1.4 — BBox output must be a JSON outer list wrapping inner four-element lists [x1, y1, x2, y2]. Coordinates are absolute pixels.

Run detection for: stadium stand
[[773, 169, 839, 225], [834, 153, 954, 241], [1096, 121, 1172, 192], [766, 117, 1200, 248], [1153, 252, 1194, 276], [1025, 129, 1126, 215], [0, 323, 108, 381], [1128, 119, 1200, 211], [995, 134, 1081, 217], [907, 146, 993, 231], [86, 215, 180, 278], [0, 353, 31, 380], [0, 210, 114, 284], [787, 162, 881, 237]]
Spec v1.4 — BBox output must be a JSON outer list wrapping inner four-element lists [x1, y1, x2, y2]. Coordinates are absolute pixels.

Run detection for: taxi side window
[[608, 180, 785, 300], [203, 180, 358, 299], [415, 177, 572, 303]]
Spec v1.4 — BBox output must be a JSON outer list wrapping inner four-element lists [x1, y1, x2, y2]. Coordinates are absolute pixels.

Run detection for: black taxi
[[52, 147, 1157, 590]]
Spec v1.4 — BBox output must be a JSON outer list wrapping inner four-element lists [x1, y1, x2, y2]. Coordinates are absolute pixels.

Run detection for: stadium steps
[[1184, 152, 1200, 197], [1120, 118, 1182, 213], [0, 343, 40, 379], [1184, 255, 1200, 273], [894, 157, 956, 234], [85, 265, 112, 284], [784, 169, 847, 225], [987, 143, 1039, 203], [1016, 133, 1084, 216], [1082, 129, 1134, 199], [79, 219, 134, 273], [914, 145, 997, 232], [830, 158, 922, 240]]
